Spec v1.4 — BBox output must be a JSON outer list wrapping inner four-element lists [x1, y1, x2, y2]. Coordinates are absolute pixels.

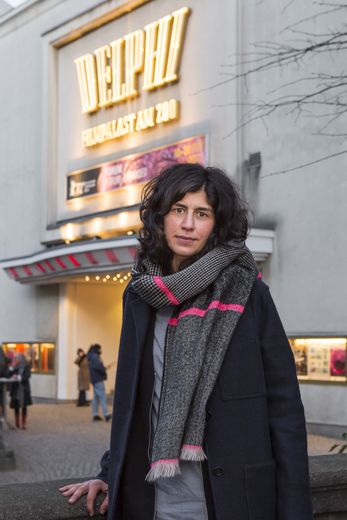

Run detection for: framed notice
[[66, 135, 206, 202], [289, 337, 347, 383], [290, 342, 308, 378]]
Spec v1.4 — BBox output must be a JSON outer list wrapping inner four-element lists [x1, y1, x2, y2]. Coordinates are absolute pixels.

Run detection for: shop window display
[[289, 337, 346, 383], [3, 342, 55, 374]]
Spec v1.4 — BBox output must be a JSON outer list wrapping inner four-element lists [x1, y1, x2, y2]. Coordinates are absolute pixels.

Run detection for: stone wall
[[0, 455, 346, 519]]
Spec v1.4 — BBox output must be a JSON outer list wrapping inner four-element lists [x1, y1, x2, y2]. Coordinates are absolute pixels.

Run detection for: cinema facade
[[0, 0, 345, 431]]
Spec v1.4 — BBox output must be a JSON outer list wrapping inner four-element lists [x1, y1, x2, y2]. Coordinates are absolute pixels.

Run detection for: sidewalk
[[0, 402, 112, 486], [0, 402, 345, 486]]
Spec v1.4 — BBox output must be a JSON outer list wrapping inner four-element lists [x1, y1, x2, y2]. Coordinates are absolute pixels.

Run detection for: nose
[[181, 211, 194, 230]]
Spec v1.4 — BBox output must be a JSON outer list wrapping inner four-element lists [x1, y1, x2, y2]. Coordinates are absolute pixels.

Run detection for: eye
[[197, 211, 208, 218], [172, 206, 184, 214]]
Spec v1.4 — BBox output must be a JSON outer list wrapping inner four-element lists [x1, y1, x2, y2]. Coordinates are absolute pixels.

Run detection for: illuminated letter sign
[[75, 54, 99, 113], [75, 7, 190, 114]]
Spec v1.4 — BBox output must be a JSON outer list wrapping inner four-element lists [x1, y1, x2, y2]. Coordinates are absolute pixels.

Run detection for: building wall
[[239, 0, 347, 423], [0, 0, 108, 396], [239, 0, 347, 330]]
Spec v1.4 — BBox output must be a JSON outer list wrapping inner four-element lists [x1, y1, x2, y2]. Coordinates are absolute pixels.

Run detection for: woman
[[60, 164, 312, 519], [74, 348, 90, 407], [9, 352, 32, 430]]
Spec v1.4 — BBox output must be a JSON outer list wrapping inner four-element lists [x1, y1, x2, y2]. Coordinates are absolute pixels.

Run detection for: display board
[[67, 135, 206, 204], [289, 337, 347, 383]]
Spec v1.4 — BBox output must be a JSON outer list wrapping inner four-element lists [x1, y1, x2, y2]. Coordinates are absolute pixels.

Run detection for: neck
[[171, 255, 183, 273]]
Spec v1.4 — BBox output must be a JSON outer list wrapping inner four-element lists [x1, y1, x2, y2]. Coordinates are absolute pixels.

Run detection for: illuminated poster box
[[66, 135, 206, 203], [289, 337, 347, 383]]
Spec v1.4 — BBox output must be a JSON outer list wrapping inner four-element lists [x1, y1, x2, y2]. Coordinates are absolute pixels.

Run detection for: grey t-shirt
[[152, 307, 208, 520]]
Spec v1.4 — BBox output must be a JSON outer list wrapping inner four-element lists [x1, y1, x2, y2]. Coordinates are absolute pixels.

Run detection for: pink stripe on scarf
[[168, 300, 244, 326], [208, 301, 244, 313], [182, 444, 202, 451], [257, 272, 262, 279], [151, 458, 179, 468], [179, 301, 244, 319], [153, 276, 180, 305]]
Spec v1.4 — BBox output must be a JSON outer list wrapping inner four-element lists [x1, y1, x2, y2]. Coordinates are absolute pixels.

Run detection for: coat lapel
[[130, 293, 153, 364], [131, 290, 153, 353]]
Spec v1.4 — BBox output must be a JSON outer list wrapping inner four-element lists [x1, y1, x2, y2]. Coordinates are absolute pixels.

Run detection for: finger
[[61, 488, 77, 497], [59, 483, 81, 492], [68, 485, 88, 504], [99, 495, 108, 515], [86, 486, 99, 516]]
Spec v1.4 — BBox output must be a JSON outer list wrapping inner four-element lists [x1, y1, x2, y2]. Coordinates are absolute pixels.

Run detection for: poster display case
[[3, 342, 55, 374], [289, 337, 347, 383]]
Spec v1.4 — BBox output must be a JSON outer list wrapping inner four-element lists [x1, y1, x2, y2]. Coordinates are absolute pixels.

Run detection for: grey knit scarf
[[132, 243, 258, 481]]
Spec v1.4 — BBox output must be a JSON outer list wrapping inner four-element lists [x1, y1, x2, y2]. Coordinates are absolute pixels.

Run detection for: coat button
[[213, 467, 223, 477]]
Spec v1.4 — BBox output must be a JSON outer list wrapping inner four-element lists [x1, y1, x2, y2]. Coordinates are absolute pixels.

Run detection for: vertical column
[[57, 284, 77, 400]]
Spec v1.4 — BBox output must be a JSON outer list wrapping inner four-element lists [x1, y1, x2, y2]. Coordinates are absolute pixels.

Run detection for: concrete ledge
[[0, 455, 346, 519], [0, 479, 105, 520], [310, 455, 347, 519]]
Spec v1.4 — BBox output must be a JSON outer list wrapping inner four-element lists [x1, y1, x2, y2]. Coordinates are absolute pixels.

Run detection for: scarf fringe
[[145, 459, 180, 482], [180, 444, 206, 461]]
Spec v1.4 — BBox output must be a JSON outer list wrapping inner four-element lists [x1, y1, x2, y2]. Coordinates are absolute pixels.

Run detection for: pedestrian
[[9, 352, 32, 430], [0, 345, 10, 418], [60, 163, 312, 519], [74, 348, 90, 407], [87, 344, 111, 422]]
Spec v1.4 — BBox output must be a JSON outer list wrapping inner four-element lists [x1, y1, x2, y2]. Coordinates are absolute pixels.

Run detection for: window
[[289, 337, 347, 383], [2, 342, 55, 374]]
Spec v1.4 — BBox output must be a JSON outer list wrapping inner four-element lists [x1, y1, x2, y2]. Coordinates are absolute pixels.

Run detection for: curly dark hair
[[138, 163, 248, 272]]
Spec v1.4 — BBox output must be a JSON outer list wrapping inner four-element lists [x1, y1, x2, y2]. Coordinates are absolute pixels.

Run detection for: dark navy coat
[[100, 279, 313, 520], [87, 352, 107, 385]]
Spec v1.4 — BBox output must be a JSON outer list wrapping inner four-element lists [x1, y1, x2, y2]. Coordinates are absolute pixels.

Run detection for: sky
[[5, 0, 28, 7]]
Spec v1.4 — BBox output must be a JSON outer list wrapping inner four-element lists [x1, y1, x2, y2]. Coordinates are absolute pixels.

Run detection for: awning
[[0, 229, 274, 284], [0, 236, 138, 284]]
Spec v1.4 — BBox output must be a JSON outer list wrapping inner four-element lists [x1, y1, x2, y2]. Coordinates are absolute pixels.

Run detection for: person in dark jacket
[[60, 164, 313, 519], [75, 348, 90, 407], [0, 346, 10, 418], [9, 352, 32, 429], [87, 344, 111, 422]]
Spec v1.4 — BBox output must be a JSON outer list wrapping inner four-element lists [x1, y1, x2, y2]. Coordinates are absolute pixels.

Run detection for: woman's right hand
[[59, 479, 108, 516]]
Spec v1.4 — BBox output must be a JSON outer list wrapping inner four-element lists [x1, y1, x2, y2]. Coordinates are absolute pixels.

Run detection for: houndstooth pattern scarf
[[132, 243, 259, 481]]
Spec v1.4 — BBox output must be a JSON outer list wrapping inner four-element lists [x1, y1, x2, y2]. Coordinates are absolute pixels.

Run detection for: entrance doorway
[[58, 275, 127, 400]]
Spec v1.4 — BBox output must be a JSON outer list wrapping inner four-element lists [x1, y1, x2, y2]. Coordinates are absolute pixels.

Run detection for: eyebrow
[[173, 203, 213, 212]]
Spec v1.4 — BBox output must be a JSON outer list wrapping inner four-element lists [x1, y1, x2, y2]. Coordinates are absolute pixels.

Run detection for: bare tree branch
[[196, 0, 347, 150], [261, 149, 347, 178]]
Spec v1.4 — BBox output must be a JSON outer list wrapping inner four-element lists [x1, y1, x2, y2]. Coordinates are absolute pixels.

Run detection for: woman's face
[[163, 189, 215, 272]]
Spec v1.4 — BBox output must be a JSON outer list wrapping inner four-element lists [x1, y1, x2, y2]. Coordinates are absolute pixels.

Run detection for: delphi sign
[[74, 7, 190, 147]]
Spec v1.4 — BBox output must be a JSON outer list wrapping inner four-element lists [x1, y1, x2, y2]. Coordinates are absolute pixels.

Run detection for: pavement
[[0, 402, 112, 486], [0, 401, 346, 486]]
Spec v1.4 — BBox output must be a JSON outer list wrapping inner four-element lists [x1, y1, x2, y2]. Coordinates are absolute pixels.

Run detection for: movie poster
[[330, 347, 346, 379], [290, 338, 347, 382], [290, 340, 308, 377], [67, 135, 206, 201], [307, 345, 330, 380]]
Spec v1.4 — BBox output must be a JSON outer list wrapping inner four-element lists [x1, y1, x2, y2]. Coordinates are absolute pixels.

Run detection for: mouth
[[175, 235, 197, 242]]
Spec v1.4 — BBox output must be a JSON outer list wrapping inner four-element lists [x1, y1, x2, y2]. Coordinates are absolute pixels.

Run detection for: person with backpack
[[87, 344, 112, 422]]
